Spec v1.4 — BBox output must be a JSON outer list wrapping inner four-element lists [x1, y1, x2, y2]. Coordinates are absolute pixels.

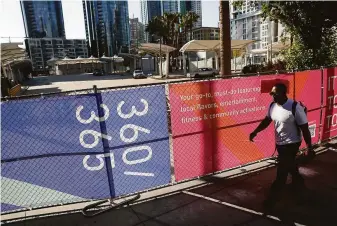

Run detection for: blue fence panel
[[1, 95, 111, 212], [1, 155, 111, 211], [100, 86, 171, 197], [1, 95, 104, 160], [1, 86, 171, 213]]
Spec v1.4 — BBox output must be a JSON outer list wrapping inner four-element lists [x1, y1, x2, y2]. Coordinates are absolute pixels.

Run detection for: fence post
[[93, 85, 115, 198], [318, 66, 325, 144]]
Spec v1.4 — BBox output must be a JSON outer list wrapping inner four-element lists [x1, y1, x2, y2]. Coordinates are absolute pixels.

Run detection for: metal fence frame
[[1, 67, 336, 219]]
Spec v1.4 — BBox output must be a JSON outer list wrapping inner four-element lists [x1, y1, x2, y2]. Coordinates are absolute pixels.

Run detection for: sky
[[0, 0, 220, 43]]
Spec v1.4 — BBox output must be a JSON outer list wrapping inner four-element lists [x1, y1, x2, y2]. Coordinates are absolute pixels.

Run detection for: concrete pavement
[[3, 141, 337, 226], [22, 73, 190, 95]]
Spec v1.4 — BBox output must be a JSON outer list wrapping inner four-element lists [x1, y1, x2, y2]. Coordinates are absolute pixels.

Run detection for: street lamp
[[158, 38, 163, 78], [152, 35, 163, 77]]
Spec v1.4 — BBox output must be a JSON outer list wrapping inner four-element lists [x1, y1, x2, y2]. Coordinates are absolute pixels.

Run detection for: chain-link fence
[[1, 67, 336, 216]]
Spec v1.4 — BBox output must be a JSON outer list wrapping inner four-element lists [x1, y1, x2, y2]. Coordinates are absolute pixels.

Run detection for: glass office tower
[[179, 0, 202, 28], [20, 0, 66, 38], [83, 0, 130, 57], [161, 0, 178, 14]]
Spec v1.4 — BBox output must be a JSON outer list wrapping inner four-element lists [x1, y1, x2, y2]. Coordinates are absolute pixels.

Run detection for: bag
[[292, 101, 316, 164], [291, 101, 308, 137], [291, 101, 307, 118]]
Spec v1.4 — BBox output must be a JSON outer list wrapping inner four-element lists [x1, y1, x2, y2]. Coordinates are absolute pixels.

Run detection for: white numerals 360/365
[[76, 99, 154, 177]]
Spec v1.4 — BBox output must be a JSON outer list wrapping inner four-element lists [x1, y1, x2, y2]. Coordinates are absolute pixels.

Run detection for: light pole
[[269, 20, 273, 63], [159, 37, 163, 77]]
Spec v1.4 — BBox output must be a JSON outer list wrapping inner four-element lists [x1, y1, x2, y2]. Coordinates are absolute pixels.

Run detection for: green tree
[[185, 12, 200, 41], [262, 1, 337, 68], [145, 12, 200, 73], [145, 16, 168, 44]]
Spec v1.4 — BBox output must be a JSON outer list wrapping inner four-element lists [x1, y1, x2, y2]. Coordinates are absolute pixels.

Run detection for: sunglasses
[[269, 92, 280, 97]]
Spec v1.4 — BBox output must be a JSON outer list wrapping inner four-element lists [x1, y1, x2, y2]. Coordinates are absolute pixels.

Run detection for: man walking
[[249, 83, 313, 211]]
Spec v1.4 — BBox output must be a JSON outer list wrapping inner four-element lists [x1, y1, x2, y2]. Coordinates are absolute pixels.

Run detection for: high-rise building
[[20, 0, 65, 38], [140, 0, 161, 26], [179, 0, 191, 14], [25, 38, 88, 72], [140, 0, 162, 42], [179, 0, 202, 28], [162, 1, 178, 14], [189, 27, 220, 41], [230, 0, 284, 64], [130, 18, 145, 50], [82, 0, 130, 57]]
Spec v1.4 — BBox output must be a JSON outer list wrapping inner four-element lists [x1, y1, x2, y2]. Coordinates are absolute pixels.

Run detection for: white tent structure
[[1, 42, 31, 84], [180, 39, 256, 52], [1, 43, 27, 66], [251, 40, 290, 62], [138, 43, 176, 76], [45, 55, 107, 75], [118, 53, 142, 72], [47, 55, 103, 65], [46, 57, 59, 66], [179, 40, 256, 75], [100, 54, 124, 73]]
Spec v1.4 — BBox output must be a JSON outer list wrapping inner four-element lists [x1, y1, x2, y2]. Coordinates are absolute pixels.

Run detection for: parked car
[[187, 68, 219, 78], [133, 70, 147, 79], [93, 69, 105, 76]]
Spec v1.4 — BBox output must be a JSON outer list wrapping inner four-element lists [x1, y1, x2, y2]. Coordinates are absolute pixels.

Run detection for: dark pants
[[267, 142, 304, 202]]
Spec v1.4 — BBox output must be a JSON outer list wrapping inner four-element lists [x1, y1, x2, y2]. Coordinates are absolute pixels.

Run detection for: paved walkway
[[3, 141, 337, 226], [22, 73, 189, 95]]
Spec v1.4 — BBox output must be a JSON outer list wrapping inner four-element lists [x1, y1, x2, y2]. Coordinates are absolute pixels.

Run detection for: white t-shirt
[[267, 99, 308, 145]]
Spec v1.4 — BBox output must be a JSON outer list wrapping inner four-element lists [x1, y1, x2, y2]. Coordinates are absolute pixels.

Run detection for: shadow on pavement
[[191, 150, 337, 226], [5, 150, 337, 226], [21, 87, 63, 95]]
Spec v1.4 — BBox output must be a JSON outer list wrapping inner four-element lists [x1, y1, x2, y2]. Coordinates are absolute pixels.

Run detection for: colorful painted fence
[[1, 67, 336, 213], [1, 86, 171, 212]]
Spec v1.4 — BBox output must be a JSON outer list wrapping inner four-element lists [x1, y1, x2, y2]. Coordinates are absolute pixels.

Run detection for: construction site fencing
[[1, 66, 336, 215]]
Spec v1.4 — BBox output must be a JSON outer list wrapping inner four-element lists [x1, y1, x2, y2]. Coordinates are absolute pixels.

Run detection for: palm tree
[[145, 12, 200, 75], [185, 12, 200, 41], [219, 1, 231, 76], [145, 16, 167, 43], [165, 12, 180, 71], [179, 13, 188, 43]]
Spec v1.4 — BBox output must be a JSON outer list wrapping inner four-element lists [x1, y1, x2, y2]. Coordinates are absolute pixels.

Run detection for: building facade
[[229, 0, 284, 64], [179, 0, 202, 28], [140, 0, 162, 42], [189, 27, 220, 41], [130, 18, 145, 50], [20, 0, 65, 38], [82, 0, 130, 57], [25, 38, 88, 71], [162, 0, 179, 14]]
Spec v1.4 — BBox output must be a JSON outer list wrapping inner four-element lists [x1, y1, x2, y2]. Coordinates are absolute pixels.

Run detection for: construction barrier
[[1, 67, 336, 214]]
